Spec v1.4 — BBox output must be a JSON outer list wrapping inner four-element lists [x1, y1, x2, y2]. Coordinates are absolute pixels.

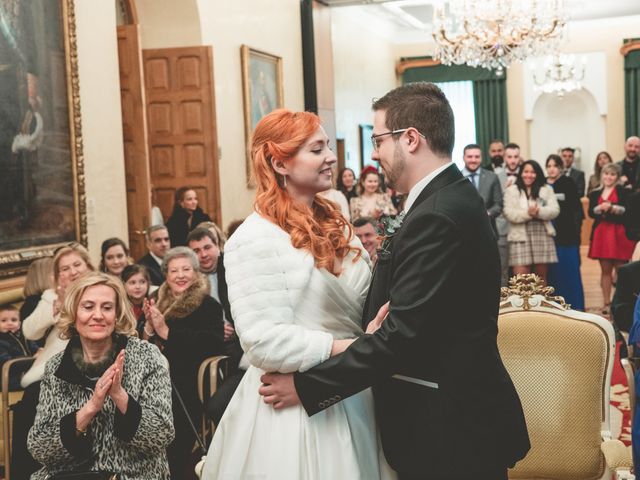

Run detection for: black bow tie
[[507, 172, 518, 177]]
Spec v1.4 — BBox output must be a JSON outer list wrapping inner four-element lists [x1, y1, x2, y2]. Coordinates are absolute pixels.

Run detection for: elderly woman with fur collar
[[143, 246, 225, 479]]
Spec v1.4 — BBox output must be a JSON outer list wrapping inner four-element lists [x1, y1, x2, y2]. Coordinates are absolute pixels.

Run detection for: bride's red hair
[[252, 109, 359, 275]]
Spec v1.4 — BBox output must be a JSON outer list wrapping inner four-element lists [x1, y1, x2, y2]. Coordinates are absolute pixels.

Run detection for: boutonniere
[[376, 211, 406, 255]]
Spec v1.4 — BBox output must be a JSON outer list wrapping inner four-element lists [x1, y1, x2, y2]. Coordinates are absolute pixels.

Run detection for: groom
[[260, 82, 530, 479]]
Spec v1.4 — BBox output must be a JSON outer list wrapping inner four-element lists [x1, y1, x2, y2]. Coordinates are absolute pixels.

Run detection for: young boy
[[0, 305, 39, 391]]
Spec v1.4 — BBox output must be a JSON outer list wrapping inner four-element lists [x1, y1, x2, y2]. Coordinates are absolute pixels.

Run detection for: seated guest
[[588, 163, 635, 314], [626, 295, 640, 474], [14, 244, 95, 478], [99, 237, 131, 277], [612, 260, 640, 332], [350, 168, 397, 220], [0, 305, 39, 391], [587, 151, 613, 195], [187, 227, 245, 425], [28, 272, 174, 479], [20, 257, 53, 326], [353, 217, 379, 264], [546, 154, 585, 310], [121, 264, 151, 336], [197, 220, 227, 251], [503, 159, 560, 283], [138, 225, 171, 286], [142, 247, 225, 478], [166, 187, 211, 247], [626, 190, 640, 242]]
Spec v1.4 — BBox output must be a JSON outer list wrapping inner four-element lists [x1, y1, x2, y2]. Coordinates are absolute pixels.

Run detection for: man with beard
[[488, 139, 505, 172], [618, 136, 640, 191], [260, 82, 530, 480]]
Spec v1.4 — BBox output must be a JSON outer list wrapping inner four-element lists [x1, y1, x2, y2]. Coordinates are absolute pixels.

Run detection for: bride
[[202, 109, 395, 479]]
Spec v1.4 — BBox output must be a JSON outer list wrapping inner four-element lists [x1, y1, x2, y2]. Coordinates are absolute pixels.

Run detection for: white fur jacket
[[224, 213, 334, 373], [503, 184, 560, 242]]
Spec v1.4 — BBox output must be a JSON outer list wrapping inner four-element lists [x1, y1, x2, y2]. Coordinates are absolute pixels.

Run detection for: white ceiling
[[327, 0, 640, 44]]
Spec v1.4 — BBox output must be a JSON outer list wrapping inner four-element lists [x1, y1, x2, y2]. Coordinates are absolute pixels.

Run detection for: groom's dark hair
[[372, 82, 454, 159]]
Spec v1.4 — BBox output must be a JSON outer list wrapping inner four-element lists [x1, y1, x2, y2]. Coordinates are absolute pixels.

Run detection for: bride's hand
[[366, 301, 390, 334]]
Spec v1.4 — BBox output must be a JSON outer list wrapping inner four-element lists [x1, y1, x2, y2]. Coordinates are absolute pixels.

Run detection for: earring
[[283, 174, 287, 188]]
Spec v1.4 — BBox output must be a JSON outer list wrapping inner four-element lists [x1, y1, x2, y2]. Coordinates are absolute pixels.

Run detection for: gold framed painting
[[241, 45, 284, 185], [0, 0, 86, 281]]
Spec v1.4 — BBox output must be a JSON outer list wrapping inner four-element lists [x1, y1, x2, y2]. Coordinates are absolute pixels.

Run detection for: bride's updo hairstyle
[[252, 109, 360, 275]]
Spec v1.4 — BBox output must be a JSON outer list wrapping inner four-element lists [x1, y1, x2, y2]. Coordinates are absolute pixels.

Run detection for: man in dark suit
[[612, 261, 640, 332], [259, 82, 530, 479], [187, 227, 245, 424], [618, 136, 640, 191], [461, 143, 503, 236], [561, 147, 586, 198], [137, 224, 170, 286]]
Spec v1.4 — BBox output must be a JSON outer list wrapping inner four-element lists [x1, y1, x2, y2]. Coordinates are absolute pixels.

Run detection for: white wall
[[331, 7, 398, 175], [196, 0, 305, 226], [75, 0, 128, 262]]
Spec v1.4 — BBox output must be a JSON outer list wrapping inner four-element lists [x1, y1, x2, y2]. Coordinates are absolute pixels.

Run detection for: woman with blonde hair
[[28, 272, 174, 479], [13, 243, 96, 478], [20, 257, 53, 321], [202, 109, 394, 479]]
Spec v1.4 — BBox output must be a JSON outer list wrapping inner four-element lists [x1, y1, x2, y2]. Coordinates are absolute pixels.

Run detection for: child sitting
[[0, 305, 39, 391]]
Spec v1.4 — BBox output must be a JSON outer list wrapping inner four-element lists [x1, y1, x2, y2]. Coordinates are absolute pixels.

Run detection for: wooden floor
[[580, 245, 607, 314]]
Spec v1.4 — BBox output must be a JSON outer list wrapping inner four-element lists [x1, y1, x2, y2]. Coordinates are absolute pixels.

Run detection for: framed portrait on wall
[[359, 124, 375, 172], [241, 45, 284, 185], [0, 0, 86, 281]]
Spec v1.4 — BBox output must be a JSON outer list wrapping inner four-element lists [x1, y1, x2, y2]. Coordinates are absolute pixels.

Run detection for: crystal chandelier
[[532, 53, 585, 97], [433, 0, 566, 75]]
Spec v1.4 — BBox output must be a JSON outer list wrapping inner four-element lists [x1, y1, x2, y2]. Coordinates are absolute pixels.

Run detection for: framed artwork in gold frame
[[241, 44, 284, 185], [0, 0, 86, 280]]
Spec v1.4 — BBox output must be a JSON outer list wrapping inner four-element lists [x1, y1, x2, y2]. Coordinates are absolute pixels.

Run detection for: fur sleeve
[[224, 215, 333, 373], [503, 185, 531, 224]]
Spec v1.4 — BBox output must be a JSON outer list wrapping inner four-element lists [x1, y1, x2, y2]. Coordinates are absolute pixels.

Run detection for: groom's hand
[[259, 373, 301, 409]]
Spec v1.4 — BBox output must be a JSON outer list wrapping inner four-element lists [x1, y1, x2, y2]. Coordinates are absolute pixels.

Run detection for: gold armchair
[[498, 275, 634, 480]]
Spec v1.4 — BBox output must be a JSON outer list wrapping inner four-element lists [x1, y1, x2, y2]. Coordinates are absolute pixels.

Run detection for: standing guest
[[503, 160, 560, 283], [488, 139, 505, 172], [20, 257, 53, 323], [0, 305, 39, 391], [143, 247, 225, 479], [618, 136, 640, 190], [350, 169, 397, 220], [588, 163, 636, 314], [99, 237, 131, 277], [337, 167, 358, 203], [587, 151, 613, 195], [13, 244, 95, 478], [28, 272, 174, 479], [138, 225, 171, 286], [121, 264, 151, 336], [353, 216, 379, 264], [461, 143, 503, 236], [166, 187, 211, 246], [545, 154, 585, 310], [612, 260, 640, 332], [561, 147, 586, 198], [500, 143, 521, 188]]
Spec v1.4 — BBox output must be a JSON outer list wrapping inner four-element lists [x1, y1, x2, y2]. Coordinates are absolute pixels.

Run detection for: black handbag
[[47, 473, 118, 480]]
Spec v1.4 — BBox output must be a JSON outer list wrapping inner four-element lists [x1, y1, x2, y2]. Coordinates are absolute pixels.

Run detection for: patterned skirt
[[509, 220, 558, 266]]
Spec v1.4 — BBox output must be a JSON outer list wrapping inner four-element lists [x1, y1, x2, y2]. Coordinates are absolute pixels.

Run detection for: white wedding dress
[[202, 213, 396, 480]]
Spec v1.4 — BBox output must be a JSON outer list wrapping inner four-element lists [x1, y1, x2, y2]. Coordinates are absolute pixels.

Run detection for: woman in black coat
[[166, 187, 211, 246], [143, 247, 225, 479], [545, 154, 585, 310]]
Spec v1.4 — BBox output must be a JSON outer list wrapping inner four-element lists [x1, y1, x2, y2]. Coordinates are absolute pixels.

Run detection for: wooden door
[[117, 24, 151, 260], [143, 46, 221, 226]]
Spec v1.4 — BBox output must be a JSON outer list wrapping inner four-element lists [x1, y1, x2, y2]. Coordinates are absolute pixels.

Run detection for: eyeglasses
[[370, 128, 425, 152]]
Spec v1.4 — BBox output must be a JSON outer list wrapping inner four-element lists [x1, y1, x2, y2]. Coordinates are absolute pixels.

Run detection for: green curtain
[[624, 45, 640, 138], [401, 57, 508, 168]]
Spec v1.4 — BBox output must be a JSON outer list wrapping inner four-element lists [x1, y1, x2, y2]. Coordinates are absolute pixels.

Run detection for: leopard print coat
[[28, 336, 174, 479]]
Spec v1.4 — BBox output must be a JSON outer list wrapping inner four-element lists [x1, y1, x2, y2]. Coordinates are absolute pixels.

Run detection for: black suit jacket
[[566, 168, 586, 198], [626, 191, 640, 241], [214, 254, 243, 370], [588, 186, 630, 239], [137, 253, 164, 286], [611, 261, 640, 332], [294, 165, 530, 476], [476, 168, 503, 236]]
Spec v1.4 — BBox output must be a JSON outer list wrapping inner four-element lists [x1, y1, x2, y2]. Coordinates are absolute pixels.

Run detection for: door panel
[[143, 46, 221, 227]]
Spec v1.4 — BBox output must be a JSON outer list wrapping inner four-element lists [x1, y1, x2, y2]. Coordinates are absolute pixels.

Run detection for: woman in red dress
[[588, 163, 635, 313]]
